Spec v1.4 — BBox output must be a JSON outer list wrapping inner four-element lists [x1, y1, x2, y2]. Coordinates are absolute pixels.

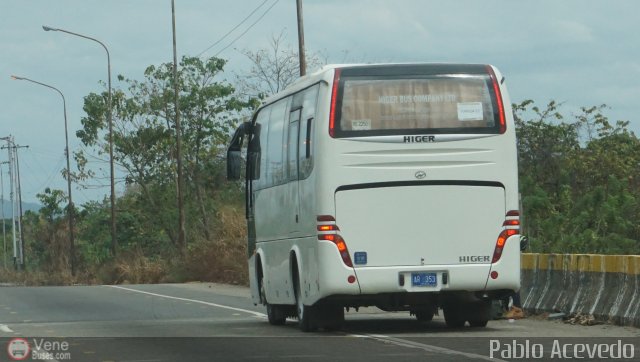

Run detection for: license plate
[[411, 272, 437, 287]]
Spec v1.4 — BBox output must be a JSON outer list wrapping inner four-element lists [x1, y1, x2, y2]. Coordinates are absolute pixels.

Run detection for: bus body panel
[[486, 234, 521, 291], [316, 241, 361, 299], [254, 187, 289, 242], [335, 185, 505, 268], [259, 240, 294, 304]]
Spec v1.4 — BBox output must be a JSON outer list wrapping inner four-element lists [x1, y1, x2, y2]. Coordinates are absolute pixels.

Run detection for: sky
[[1, 0, 639, 205]]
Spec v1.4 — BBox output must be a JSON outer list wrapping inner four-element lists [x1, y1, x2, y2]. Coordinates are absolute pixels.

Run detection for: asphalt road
[[1, 283, 639, 362]]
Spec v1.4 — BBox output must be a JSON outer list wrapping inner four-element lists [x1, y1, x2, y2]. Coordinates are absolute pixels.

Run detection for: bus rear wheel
[[467, 300, 490, 328], [443, 304, 466, 328], [293, 268, 317, 332], [266, 303, 287, 325], [260, 276, 286, 325], [413, 310, 434, 323]]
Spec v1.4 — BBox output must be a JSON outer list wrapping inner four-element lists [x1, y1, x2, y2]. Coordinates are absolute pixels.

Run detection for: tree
[[76, 56, 257, 249], [19, 188, 69, 272], [235, 32, 326, 99]]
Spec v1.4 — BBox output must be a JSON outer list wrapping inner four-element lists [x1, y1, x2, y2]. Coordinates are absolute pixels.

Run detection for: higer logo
[[459, 255, 490, 263], [403, 135, 435, 143]]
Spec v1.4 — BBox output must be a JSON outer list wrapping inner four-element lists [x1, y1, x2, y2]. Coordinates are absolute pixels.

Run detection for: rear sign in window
[[333, 65, 503, 137]]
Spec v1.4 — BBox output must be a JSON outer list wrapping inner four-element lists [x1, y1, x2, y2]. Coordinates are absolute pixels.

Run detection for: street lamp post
[[11, 75, 76, 276], [42, 25, 117, 257]]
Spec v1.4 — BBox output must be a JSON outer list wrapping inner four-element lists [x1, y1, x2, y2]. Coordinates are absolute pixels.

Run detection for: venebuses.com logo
[[6, 337, 72, 361], [6, 338, 30, 361]]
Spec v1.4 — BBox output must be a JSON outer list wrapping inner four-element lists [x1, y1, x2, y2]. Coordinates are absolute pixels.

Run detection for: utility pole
[[296, 0, 307, 76], [2, 137, 18, 269], [14, 144, 27, 268], [171, 0, 186, 251], [1, 138, 27, 270], [1, 160, 8, 269]]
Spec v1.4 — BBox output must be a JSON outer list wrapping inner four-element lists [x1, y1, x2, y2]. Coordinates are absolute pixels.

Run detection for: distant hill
[[1, 199, 41, 217]]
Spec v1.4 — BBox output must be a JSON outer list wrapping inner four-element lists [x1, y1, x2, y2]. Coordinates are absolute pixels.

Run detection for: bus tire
[[266, 303, 287, 325], [443, 304, 466, 328], [260, 275, 286, 325], [293, 267, 317, 332], [318, 305, 344, 331], [414, 310, 434, 323], [468, 300, 490, 328]]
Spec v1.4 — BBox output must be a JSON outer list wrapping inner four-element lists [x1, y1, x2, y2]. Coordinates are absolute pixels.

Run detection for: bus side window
[[305, 117, 312, 159], [288, 108, 302, 181], [253, 107, 271, 190], [247, 123, 262, 180], [299, 85, 319, 179], [265, 98, 289, 187]]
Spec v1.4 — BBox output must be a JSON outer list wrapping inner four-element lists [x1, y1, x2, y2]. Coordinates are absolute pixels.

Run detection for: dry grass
[[108, 249, 168, 284], [96, 204, 249, 285], [0, 204, 249, 286], [178, 205, 248, 285], [0, 268, 74, 286]]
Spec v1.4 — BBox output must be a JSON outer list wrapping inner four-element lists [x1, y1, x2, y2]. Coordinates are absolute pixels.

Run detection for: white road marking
[[350, 333, 508, 362], [0, 324, 14, 333], [107, 285, 505, 360], [106, 285, 267, 319]]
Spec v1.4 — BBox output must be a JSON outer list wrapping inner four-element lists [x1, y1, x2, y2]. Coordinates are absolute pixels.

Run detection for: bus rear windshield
[[333, 68, 503, 138]]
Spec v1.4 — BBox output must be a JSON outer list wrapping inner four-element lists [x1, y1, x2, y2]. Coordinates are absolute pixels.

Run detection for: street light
[[43, 25, 117, 257], [10, 75, 76, 276]]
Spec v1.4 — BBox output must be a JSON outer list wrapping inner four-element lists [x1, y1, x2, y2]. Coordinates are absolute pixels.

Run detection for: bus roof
[[260, 62, 496, 106]]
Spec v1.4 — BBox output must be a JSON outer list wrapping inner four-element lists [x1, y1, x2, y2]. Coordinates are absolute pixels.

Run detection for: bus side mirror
[[227, 124, 247, 181], [247, 151, 260, 180], [227, 148, 242, 180]]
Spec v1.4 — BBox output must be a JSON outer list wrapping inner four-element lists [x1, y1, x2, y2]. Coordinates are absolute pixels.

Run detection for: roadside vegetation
[[1, 44, 638, 285], [515, 100, 640, 254]]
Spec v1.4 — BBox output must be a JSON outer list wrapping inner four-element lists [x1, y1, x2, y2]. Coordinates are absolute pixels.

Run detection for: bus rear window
[[333, 67, 503, 138]]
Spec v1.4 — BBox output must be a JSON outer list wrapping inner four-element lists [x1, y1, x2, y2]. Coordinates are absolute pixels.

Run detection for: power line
[[36, 155, 66, 192], [25, 147, 61, 160], [197, 0, 269, 57], [11, 154, 41, 195], [215, 0, 281, 57]]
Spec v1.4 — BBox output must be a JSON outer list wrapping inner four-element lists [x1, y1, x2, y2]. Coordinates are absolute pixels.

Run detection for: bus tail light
[[329, 69, 341, 138], [486, 65, 506, 134], [317, 215, 353, 267], [491, 210, 519, 263], [317, 224, 339, 232]]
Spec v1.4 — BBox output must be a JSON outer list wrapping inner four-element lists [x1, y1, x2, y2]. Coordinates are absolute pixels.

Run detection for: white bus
[[227, 63, 520, 331]]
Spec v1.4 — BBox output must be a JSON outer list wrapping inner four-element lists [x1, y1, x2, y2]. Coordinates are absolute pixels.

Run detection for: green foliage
[[36, 188, 66, 222], [16, 56, 254, 282], [516, 101, 640, 254], [22, 189, 70, 272], [76, 56, 256, 250]]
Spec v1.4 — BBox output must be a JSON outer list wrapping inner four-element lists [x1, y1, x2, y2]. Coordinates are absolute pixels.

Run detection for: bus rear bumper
[[317, 241, 520, 304], [354, 264, 492, 294]]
